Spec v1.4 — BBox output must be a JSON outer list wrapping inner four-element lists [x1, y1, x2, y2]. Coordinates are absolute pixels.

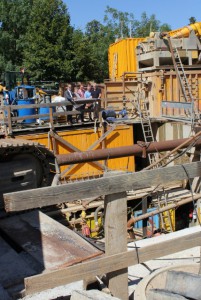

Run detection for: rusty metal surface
[[56, 136, 201, 166], [0, 210, 103, 271]]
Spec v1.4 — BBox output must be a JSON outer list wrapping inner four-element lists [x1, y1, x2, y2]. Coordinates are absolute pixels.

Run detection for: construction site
[[0, 21, 201, 300]]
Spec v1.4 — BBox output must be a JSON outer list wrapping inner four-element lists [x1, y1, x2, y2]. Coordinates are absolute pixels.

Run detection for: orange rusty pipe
[[56, 134, 201, 166]]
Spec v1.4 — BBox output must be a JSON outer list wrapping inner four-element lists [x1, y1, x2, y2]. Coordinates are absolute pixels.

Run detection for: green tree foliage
[[0, 2, 173, 82], [103, 7, 171, 39], [23, 0, 73, 81], [189, 17, 196, 24], [71, 29, 96, 82], [0, 0, 32, 72], [131, 12, 171, 37], [84, 20, 111, 81], [103, 6, 138, 39]]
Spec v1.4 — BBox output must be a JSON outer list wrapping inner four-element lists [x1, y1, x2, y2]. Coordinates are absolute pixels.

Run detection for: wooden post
[[7, 106, 12, 135], [2, 108, 8, 136], [49, 107, 54, 130], [104, 171, 128, 300]]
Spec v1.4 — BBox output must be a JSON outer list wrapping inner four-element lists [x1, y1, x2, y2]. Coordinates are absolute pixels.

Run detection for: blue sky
[[64, 0, 201, 32]]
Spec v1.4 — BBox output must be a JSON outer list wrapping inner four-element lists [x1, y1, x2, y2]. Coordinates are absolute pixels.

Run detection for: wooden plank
[[0, 237, 35, 288], [104, 173, 128, 300], [8, 110, 81, 122], [51, 131, 106, 172], [59, 125, 115, 178], [50, 131, 80, 153], [1, 98, 100, 110], [4, 161, 201, 212], [25, 226, 201, 295], [0, 210, 102, 271], [88, 124, 117, 151], [1, 101, 72, 109], [165, 270, 201, 299]]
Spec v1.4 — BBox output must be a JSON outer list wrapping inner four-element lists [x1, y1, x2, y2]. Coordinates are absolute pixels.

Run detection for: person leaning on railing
[[64, 84, 74, 125], [73, 86, 85, 123], [91, 82, 101, 120], [84, 83, 93, 121]]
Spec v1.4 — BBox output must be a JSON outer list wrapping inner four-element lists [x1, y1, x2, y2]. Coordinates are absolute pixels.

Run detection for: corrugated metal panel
[[17, 125, 134, 180], [108, 38, 145, 79]]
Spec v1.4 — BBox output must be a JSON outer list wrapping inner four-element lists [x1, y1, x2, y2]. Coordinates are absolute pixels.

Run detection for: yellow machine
[[169, 21, 201, 38], [108, 21, 201, 79]]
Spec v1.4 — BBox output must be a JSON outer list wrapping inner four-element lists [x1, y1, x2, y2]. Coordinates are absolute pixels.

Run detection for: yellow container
[[17, 125, 135, 180], [108, 38, 145, 80]]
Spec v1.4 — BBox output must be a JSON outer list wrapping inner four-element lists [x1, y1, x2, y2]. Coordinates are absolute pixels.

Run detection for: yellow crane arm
[[169, 22, 201, 38]]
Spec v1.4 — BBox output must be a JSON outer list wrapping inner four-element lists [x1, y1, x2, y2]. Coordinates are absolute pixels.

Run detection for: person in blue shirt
[[84, 83, 92, 99], [84, 83, 93, 121]]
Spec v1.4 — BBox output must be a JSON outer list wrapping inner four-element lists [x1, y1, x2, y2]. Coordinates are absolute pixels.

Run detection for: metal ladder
[[156, 189, 173, 233], [137, 90, 161, 166], [167, 36, 195, 122]]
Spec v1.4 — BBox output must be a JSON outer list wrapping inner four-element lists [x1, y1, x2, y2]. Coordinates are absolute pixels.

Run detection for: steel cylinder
[[56, 136, 201, 166]]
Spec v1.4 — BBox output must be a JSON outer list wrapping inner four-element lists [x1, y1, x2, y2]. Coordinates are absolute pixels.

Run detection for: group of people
[[64, 83, 102, 124]]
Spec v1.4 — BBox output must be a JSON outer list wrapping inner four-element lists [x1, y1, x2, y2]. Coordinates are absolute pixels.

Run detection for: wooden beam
[[104, 172, 128, 299], [59, 125, 116, 178], [50, 131, 106, 173], [4, 161, 201, 212], [25, 226, 201, 295]]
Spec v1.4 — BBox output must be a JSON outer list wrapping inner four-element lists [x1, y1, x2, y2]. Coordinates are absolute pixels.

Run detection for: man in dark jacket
[[91, 82, 101, 99], [91, 83, 101, 120], [64, 84, 74, 124]]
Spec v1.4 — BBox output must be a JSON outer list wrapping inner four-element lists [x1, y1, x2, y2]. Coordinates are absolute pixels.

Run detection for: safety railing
[[0, 98, 101, 135]]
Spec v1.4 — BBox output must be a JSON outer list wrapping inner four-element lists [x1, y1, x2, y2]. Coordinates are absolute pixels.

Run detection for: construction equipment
[[0, 138, 54, 207], [1, 70, 30, 90], [169, 21, 201, 38]]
